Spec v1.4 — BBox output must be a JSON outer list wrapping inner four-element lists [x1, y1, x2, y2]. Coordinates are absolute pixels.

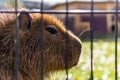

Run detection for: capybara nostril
[[74, 40, 81, 50]]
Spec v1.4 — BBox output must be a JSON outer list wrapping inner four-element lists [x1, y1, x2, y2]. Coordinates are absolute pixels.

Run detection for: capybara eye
[[46, 26, 58, 34]]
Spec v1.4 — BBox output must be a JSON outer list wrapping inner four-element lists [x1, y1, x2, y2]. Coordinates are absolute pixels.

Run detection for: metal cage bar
[[1, 10, 120, 14], [65, 0, 69, 80], [15, 0, 19, 80], [115, 0, 118, 80], [40, 0, 44, 80], [90, 0, 94, 80]]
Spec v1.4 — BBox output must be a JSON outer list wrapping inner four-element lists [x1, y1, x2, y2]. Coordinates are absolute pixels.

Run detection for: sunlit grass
[[50, 37, 120, 80]]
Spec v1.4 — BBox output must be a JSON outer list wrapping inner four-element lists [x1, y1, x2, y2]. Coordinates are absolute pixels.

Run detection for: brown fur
[[0, 10, 82, 80]]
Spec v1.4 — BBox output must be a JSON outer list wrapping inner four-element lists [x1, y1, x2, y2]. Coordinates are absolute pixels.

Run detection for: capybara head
[[0, 10, 82, 80]]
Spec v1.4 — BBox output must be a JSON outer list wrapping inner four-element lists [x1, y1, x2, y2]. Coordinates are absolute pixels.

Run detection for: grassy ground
[[50, 34, 120, 80]]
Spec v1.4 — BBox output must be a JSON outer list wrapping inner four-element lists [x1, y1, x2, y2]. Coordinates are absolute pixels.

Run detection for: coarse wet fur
[[0, 10, 82, 80]]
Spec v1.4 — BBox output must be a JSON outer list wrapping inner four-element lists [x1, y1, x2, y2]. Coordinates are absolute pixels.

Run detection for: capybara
[[0, 9, 82, 80]]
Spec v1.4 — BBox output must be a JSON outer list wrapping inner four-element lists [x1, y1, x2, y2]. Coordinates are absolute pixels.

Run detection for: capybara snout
[[0, 9, 82, 80], [64, 31, 82, 68]]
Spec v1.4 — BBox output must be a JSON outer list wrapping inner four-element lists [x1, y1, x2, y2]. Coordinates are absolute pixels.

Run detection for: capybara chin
[[0, 10, 82, 80]]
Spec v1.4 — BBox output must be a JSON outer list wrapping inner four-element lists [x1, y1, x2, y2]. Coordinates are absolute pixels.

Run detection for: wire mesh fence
[[0, 0, 119, 80]]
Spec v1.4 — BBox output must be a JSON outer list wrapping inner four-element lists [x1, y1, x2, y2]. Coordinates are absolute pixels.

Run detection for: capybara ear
[[17, 10, 32, 31]]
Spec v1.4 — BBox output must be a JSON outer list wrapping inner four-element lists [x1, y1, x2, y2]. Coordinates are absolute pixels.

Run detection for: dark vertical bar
[[65, 0, 69, 80], [90, 0, 94, 80], [115, 0, 118, 80], [40, 0, 44, 80], [14, 0, 19, 80]]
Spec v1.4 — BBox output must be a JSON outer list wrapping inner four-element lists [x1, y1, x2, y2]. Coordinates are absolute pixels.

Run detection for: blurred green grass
[[50, 34, 120, 80]]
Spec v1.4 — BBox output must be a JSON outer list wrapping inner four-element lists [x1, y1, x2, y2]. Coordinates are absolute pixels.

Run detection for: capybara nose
[[74, 41, 81, 49]]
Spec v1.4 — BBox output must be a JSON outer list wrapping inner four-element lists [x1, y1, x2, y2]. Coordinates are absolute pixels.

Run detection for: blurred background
[[1, 0, 120, 36], [1, 0, 120, 80]]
